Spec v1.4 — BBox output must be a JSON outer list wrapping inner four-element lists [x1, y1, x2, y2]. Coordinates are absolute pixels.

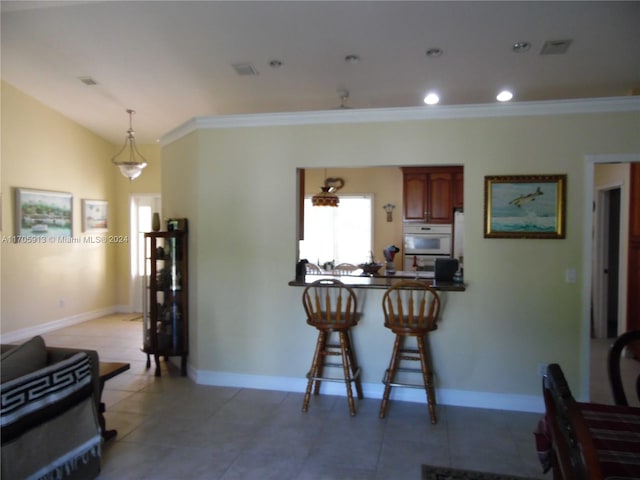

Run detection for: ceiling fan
[[335, 89, 352, 109]]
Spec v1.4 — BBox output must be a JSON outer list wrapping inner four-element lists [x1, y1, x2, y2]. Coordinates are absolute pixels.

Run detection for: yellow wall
[[1, 82, 161, 336], [162, 106, 639, 409]]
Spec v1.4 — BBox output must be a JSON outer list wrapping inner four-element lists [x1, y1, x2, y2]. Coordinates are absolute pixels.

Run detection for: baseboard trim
[[194, 370, 544, 413], [0, 305, 125, 344]]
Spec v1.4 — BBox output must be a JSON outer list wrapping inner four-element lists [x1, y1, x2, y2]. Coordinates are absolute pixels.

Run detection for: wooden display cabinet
[[142, 230, 188, 376]]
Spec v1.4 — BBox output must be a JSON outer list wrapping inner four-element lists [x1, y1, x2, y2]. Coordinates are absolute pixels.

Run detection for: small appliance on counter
[[434, 258, 459, 282], [383, 245, 400, 275]]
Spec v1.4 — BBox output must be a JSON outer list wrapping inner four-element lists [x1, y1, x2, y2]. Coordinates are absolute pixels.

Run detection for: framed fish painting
[[484, 175, 567, 239]]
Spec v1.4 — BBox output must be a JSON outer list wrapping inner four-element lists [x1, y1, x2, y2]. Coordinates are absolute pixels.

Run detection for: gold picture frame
[[484, 175, 567, 239]]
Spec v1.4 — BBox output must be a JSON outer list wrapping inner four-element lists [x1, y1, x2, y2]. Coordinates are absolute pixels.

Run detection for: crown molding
[[160, 96, 640, 147]]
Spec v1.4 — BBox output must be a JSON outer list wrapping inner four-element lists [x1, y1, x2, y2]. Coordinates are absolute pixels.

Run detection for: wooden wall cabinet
[[142, 230, 188, 376], [402, 166, 463, 223]]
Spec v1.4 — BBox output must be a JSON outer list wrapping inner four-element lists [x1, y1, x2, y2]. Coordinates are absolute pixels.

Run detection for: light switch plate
[[565, 268, 577, 284]]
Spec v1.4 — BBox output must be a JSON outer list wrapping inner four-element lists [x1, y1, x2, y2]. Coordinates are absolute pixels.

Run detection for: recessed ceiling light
[[268, 59, 283, 68], [425, 48, 443, 57], [496, 90, 514, 102], [423, 92, 440, 105], [344, 54, 361, 64], [512, 41, 531, 53]]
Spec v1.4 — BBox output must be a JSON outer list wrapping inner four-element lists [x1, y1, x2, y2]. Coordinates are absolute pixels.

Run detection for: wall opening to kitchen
[[300, 194, 373, 267]]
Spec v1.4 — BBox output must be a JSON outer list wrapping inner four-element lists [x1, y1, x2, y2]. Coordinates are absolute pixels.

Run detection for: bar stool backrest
[[332, 263, 359, 276], [305, 263, 322, 274], [302, 279, 358, 329], [382, 280, 440, 334]]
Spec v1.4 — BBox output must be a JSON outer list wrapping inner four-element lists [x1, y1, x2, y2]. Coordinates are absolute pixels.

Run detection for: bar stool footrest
[[307, 367, 361, 383], [381, 368, 431, 389]]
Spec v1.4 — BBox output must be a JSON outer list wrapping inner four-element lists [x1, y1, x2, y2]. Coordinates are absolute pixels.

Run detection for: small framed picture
[[15, 188, 73, 238], [82, 199, 108, 232], [484, 175, 567, 239]]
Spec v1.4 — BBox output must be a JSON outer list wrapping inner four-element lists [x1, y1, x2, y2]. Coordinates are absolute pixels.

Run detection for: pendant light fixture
[[112, 109, 147, 181], [311, 174, 344, 207]]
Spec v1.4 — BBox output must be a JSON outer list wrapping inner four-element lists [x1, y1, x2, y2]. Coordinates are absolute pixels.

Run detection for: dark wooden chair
[[301, 279, 363, 416], [379, 280, 441, 423], [543, 363, 603, 480], [607, 329, 640, 406]]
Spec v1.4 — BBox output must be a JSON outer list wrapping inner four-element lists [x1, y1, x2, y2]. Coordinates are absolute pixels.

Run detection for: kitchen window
[[300, 195, 373, 266]]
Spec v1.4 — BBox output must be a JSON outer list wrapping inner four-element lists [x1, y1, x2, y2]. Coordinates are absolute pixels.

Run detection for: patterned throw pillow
[[0, 351, 93, 443]]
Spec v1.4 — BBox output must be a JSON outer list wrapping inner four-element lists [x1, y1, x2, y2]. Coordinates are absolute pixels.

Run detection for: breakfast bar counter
[[288, 272, 466, 291]]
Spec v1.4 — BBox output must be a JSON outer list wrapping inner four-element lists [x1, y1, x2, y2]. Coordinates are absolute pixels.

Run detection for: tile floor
[[36, 314, 638, 479]]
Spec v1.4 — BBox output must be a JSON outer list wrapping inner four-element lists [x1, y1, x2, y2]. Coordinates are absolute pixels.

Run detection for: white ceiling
[[2, 1, 639, 144]]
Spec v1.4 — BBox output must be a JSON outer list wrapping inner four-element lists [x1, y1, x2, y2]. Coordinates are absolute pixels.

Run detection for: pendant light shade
[[311, 176, 344, 207], [112, 109, 147, 181], [311, 186, 340, 207]]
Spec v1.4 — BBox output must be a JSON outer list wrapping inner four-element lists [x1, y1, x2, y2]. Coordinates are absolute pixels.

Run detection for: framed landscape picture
[[484, 174, 567, 239], [15, 188, 73, 238], [82, 199, 108, 232]]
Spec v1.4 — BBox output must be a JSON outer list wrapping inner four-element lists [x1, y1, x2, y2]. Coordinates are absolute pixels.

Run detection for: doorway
[[587, 156, 639, 402], [593, 185, 622, 339], [130, 194, 161, 312]]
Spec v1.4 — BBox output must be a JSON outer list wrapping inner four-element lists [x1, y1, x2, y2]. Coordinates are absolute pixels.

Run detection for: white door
[[130, 194, 161, 312]]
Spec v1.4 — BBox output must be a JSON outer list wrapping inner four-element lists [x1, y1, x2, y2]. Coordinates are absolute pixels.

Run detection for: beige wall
[[3, 81, 637, 411], [162, 106, 639, 410], [1, 82, 161, 337]]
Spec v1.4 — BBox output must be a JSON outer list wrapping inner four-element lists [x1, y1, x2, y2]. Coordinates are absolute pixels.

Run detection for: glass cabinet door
[[142, 230, 188, 376]]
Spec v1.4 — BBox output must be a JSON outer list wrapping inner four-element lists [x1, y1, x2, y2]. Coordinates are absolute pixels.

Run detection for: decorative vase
[[152, 212, 161, 232]]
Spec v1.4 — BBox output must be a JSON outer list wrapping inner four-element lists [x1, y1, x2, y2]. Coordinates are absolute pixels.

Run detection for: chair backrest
[[332, 263, 359, 276], [607, 329, 640, 406], [305, 263, 322, 274], [543, 363, 603, 480], [302, 279, 358, 329], [382, 280, 440, 334]]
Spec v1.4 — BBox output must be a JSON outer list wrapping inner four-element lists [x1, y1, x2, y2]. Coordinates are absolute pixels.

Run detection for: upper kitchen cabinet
[[402, 166, 463, 223]]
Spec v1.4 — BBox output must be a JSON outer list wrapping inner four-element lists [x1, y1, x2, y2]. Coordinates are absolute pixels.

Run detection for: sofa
[[1, 336, 102, 480]]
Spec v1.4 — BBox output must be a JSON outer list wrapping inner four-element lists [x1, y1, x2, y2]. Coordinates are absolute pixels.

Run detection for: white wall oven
[[403, 224, 452, 273]]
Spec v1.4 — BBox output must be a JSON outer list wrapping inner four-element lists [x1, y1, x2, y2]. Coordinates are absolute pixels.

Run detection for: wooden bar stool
[[301, 279, 363, 416], [379, 280, 441, 423]]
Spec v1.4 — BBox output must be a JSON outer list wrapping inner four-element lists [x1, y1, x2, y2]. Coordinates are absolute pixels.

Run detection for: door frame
[[129, 193, 161, 312], [592, 185, 624, 339], [582, 154, 639, 400]]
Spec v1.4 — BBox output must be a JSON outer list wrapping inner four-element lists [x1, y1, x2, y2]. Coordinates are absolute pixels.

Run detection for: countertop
[[288, 272, 466, 291]]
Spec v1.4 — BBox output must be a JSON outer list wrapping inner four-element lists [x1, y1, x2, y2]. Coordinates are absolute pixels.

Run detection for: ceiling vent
[[540, 39, 572, 55], [232, 63, 259, 76], [78, 76, 98, 86]]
